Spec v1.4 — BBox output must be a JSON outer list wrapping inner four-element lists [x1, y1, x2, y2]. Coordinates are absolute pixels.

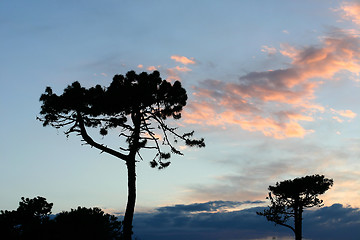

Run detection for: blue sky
[[2, 0, 360, 239]]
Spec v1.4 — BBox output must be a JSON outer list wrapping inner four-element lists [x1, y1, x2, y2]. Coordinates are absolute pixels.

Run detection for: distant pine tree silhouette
[[257, 174, 333, 240]]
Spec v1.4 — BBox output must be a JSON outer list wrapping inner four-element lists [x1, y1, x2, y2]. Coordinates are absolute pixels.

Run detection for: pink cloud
[[261, 45, 277, 55], [166, 68, 180, 82], [187, 30, 360, 139], [171, 55, 196, 65], [331, 108, 357, 119], [165, 66, 192, 82], [340, 1, 360, 25], [282, 35, 360, 80], [147, 66, 157, 71], [184, 101, 311, 139], [333, 116, 344, 123], [137, 64, 143, 68], [175, 66, 192, 72]]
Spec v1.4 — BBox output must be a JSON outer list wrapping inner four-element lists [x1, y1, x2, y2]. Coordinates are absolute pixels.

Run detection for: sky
[[2, 0, 360, 239]]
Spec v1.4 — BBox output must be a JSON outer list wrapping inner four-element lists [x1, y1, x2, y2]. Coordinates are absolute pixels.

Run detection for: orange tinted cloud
[[331, 108, 357, 119], [184, 101, 311, 139], [188, 30, 360, 138], [175, 66, 192, 72], [261, 45, 277, 55], [333, 116, 344, 123], [166, 68, 180, 82], [166, 66, 192, 82], [147, 66, 157, 71], [183, 102, 223, 126], [171, 55, 196, 65], [340, 1, 360, 25], [283, 35, 360, 80]]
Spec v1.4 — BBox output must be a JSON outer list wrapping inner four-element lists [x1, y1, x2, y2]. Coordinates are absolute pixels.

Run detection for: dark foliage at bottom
[[0, 196, 123, 240]]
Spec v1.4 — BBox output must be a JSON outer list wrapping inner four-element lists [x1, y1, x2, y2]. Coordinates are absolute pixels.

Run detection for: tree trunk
[[122, 159, 136, 240], [122, 112, 141, 240], [294, 205, 302, 240]]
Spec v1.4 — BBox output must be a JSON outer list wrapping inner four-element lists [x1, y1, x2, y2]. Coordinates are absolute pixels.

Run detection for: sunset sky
[[2, 1, 360, 239]]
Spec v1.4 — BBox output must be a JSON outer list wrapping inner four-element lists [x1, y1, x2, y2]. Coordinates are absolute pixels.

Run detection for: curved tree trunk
[[123, 112, 140, 240], [123, 159, 136, 240]]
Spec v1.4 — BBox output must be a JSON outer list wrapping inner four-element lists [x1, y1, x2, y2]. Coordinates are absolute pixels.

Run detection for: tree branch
[[77, 112, 129, 162], [275, 221, 295, 233]]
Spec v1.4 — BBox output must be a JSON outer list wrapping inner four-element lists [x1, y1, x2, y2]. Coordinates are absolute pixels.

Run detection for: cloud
[[131, 202, 360, 240], [137, 64, 143, 68], [166, 68, 180, 82], [171, 55, 196, 65], [261, 45, 277, 56], [184, 156, 309, 203], [186, 30, 360, 139], [166, 66, 192, 82], [174, 66, 192, 72], [155, 200, 264, 214], [180, 136, 360, 209], [333, 116, 344, 123], [331, 108, 357, 119], [93, 72, 108, 77], [132, 202, 282, 240], [147, 66, 158, 71], [340, 1, 360, 25], [302, 203, 360, 240]]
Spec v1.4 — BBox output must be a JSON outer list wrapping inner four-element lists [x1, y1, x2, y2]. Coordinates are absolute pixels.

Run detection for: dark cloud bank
[[130, 200, 360, 240]]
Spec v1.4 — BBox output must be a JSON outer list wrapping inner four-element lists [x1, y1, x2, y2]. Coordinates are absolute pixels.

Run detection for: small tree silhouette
[[38, 70, 205, 239], [54, 206, 122, 239], [257, 174, 333, 240], [0, 197, 123, 239], [0, 196, 53, 239]]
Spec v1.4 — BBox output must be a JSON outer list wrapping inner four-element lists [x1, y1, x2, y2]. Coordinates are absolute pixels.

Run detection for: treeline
[[0, 196, 122, 240]]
